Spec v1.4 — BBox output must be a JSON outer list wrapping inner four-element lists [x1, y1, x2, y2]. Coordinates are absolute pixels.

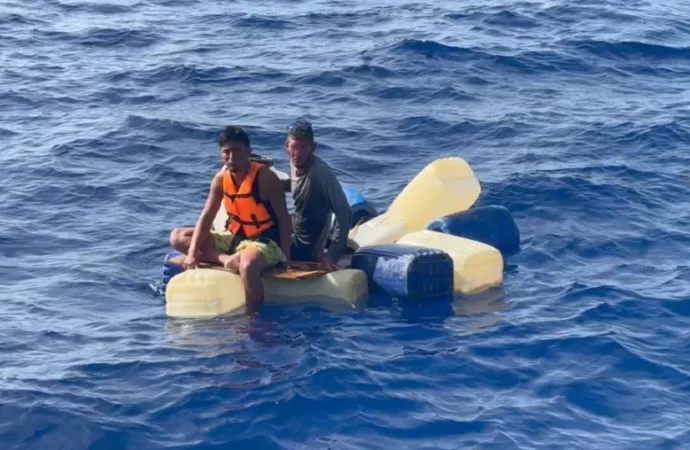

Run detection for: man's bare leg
[[168, 227, 222, 265], [237, 247, 270, 313], [168, 227, 242, 272], [219, 253, 241, 273]]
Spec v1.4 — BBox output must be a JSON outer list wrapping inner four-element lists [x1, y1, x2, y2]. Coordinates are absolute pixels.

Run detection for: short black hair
[[218, 125, 251, 149], [286, 118, 314, 143]]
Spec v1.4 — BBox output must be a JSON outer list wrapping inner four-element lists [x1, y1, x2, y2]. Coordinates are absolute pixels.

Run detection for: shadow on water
[[164, 312, 298, 351], [384, 286, 510, 327], [162, 301, 352, 351]]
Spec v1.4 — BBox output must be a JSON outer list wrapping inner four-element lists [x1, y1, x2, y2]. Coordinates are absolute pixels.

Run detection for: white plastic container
[[347, 213, 408, 249], [165, 268, 369, 318], [397, 230, 503, 294], [387, 157, 481, 233]]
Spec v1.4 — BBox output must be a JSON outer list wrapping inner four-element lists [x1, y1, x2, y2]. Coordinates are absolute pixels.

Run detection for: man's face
[[221, 142, 250, 173], [285, 136, 314, 169]]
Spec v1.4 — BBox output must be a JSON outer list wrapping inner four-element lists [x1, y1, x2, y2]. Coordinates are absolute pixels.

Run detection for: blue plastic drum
[[340, 182, 378, 226], [351, 243, 454, 302], [155, 249, 185, 296], [426, 205, 520, 258]]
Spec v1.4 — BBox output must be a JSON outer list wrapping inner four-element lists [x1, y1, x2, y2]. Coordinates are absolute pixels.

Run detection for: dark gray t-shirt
[[290, 155, 352, 262]]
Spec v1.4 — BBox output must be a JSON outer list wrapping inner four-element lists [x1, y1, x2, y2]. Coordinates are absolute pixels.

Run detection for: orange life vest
[[222, 162, 276, 238]]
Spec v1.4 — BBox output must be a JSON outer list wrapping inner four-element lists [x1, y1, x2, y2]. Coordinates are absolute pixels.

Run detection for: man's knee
[[169, 227, 182, 246], [169, 227, 191, 248], [238, 251, 267, 278]]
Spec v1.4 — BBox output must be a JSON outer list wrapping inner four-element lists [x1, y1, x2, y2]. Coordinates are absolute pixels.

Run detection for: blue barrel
[[155, 249, 185, 296], [426, 205, 520, 258], [340, 182, 378, 226], [350, 243, 454, 302]]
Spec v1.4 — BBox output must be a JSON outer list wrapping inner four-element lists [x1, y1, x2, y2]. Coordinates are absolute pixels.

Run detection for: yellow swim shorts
[[209, 230, 285, 267]]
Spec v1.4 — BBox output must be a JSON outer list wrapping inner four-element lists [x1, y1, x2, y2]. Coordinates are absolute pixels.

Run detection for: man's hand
[[318, 255, 340, 271], [183, 251, 200, 270]]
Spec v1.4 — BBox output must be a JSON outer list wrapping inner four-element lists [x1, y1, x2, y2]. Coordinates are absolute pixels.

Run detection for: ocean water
[[2, 0, 690, 448]]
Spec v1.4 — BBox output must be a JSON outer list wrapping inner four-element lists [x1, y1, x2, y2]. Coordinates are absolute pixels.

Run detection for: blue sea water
[[2, 0, 690, 448]]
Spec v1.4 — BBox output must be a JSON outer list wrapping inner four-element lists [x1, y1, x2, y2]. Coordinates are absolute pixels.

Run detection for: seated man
[[169, 125, 292, 310], [282, 118, 352, 269]]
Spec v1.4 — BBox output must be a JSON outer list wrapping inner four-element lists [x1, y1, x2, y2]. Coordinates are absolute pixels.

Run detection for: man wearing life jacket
[[282, 118, 352, 270], [169, 126, 292, 310]]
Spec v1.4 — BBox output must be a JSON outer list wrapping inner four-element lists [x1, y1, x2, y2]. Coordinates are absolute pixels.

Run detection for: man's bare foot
[[219, 253, 240, 273]]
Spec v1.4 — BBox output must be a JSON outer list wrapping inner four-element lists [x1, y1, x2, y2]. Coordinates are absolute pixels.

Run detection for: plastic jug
[[347, 212, 408, 249], [386, 157, 481, 233], [166, 268, 369, 318], [397, 230, 503, 295]]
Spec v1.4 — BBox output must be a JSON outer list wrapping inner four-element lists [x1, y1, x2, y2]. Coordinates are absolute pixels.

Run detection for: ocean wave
[[0, 11, 50, 27], [95, 87, 159, 105], [445, 9, 540, 29], [300, 11, 377, 28], [568, 39, 690, 60], [289, 70, 347, 87], [482, 168, 683, 219], [79, 27, 161, 48], [49, 1, 143, 14], [617, 121, 690, 148], [535, 4, 641, 24], [0, 92, 41, 109], [484, 10, 540, 28], [121, 115, 220, 142], [358, 84, 479, 102], [105, 63, 288, 86], [390, 38, 481, 60], [235, 15, 295, 30], [39, 27, 162, 49], [383, 38, 598, 76]]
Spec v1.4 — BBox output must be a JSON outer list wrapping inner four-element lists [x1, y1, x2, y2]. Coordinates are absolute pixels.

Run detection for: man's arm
[[260, 168, 293, 261], [188, 170, 224, 258], [281, 178, 291, 193], [321, 173, 352, 264]]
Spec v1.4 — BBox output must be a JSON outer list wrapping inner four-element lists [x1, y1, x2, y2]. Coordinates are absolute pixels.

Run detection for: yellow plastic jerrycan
[[387, 157, 481, 233], [347, 157, 481, 249], [397, 230, 503, 295]]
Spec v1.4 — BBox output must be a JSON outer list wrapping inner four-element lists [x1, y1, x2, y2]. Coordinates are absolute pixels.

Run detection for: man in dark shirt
[[283, 118, 352, 270]]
